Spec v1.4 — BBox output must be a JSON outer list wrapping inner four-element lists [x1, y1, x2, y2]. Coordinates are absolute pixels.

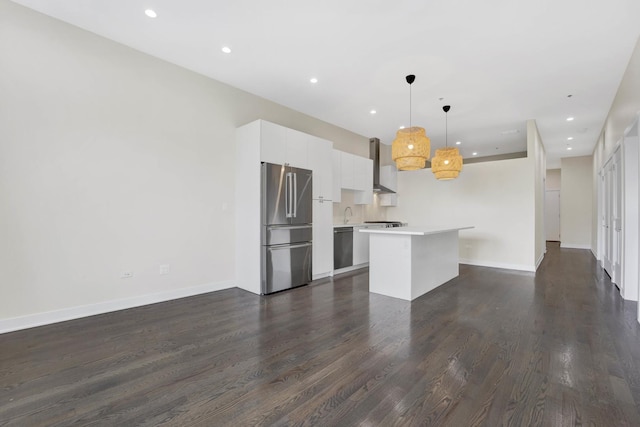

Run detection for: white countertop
[[333, 223, 387, 228], [359, 225, 474, 235]]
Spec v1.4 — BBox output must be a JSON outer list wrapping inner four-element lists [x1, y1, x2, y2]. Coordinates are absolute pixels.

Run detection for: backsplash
[[332, 190, 387, 225]]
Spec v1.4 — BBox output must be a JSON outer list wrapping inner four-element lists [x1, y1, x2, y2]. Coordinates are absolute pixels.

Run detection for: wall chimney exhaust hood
[[370, 138, 396, 194]]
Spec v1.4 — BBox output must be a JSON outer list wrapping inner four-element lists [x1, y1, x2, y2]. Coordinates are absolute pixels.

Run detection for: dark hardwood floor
[[2, 242, 640, 426]]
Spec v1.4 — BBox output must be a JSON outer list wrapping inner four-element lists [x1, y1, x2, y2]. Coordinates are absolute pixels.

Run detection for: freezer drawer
[[262, 242, 312, 294], [263, 224, 313, 246]]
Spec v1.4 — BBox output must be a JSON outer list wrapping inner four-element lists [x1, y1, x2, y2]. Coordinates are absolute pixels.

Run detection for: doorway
[[545, 190, 560, 241]]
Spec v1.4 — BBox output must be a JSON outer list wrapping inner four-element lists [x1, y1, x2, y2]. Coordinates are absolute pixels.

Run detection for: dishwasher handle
[[334, 228, 354, 234]]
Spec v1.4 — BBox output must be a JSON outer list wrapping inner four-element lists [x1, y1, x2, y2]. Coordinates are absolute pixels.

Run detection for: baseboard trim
[[333, 263, 368, 275], [560, 243, 592, 250], [0, 281, 235, 334], [591, 248, 598, 259], [312, 272, 333, 280], [460, 259, 536, 273], [536, 252, 545, 270]]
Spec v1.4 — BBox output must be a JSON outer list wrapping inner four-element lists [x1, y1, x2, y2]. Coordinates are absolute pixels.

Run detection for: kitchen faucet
[[344, 206, 353, 224]]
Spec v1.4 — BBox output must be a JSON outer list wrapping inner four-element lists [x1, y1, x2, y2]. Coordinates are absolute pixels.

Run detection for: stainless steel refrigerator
[[261, 162, 313, 294]]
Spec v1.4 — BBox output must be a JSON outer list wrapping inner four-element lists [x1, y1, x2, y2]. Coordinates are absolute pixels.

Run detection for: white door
[[613, 149, 623, 286], [603, 160, 613, 276], [545, 190, 560, 241], [598, 171, 605, 263]]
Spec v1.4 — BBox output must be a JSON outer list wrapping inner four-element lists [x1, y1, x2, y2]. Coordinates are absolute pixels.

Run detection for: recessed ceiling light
[[310, 77, 318, 84], [567, 147, 573, 150], [221, 46, 231, 54], [567, 137, 574, 140], [472, 152, 478, 156], [455, 141, 461, 145], [500, 129, 519, 135], [567, 117, 574, 121], [370, 110, 376, 115], [399, 126, 405, 129], [144, 9, 157, 18]]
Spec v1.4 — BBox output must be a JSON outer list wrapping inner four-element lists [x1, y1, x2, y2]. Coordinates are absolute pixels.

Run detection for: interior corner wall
[[387, 157, 536, 271], [561, 156, 593, 249], [528, 120, 547, 267], [0, 1, 370, 331]]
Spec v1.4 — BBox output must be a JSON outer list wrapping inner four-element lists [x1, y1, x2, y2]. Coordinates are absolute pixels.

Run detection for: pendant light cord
[[445, 112, 448, 148], [409, 82, 412, 132], [442, 105, 451, 148]]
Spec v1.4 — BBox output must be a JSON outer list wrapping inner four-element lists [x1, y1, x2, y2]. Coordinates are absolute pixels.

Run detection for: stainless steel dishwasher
[[333, 227, 353, 269]]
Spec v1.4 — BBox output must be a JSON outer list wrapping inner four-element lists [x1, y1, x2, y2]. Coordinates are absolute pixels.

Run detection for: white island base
[[360, 226, 473, 301]]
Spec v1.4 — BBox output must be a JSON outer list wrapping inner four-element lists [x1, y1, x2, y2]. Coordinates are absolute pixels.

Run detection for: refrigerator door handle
[[285, 172, 293, 218], [269, 242, 313, 250], [267, 224, 312, 230], [293, 173, 298, 218]]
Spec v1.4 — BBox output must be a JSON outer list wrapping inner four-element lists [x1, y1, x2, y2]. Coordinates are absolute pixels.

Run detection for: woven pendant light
[[432, 105, 463, 180], [392, 75, 430, 171]]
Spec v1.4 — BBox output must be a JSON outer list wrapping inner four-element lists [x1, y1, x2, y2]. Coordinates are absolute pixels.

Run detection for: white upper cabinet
[[379, 193, 398, 207], [285, 128, 310, 169], [354, 156, 373, 191], [260, 121, 287, 165], [340, 152, 355, 189], [333, 149, 374, 205], [353, 158, 373, 204], [332, 150, 342, 203], [307, 136, 333, 200], [260, 121, 308, 169]]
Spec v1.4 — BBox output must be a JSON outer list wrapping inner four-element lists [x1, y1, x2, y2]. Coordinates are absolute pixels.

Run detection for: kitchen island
[[359, 226, 473, 301]]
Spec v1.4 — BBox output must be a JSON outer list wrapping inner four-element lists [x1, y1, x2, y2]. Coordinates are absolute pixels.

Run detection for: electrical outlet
[[121, 271, 133, 279], [159, 264, 170, 275]]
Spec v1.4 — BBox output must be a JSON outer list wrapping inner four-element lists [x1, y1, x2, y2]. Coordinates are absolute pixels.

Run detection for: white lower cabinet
[[313, 199, 333, 278], [352, 227, 370, 266]]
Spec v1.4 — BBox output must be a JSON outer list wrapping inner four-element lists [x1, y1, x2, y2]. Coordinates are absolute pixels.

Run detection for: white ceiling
[[11, 0, 640, 168]]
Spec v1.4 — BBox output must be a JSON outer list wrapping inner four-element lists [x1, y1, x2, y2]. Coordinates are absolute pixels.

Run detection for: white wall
[[546, 169, 561, 190], [0, 1, 373, 331], [544, 169, 561, 242], [388, 120, 547, 272], [560, 156, 593, 249], [388, 157, 536, 271]]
